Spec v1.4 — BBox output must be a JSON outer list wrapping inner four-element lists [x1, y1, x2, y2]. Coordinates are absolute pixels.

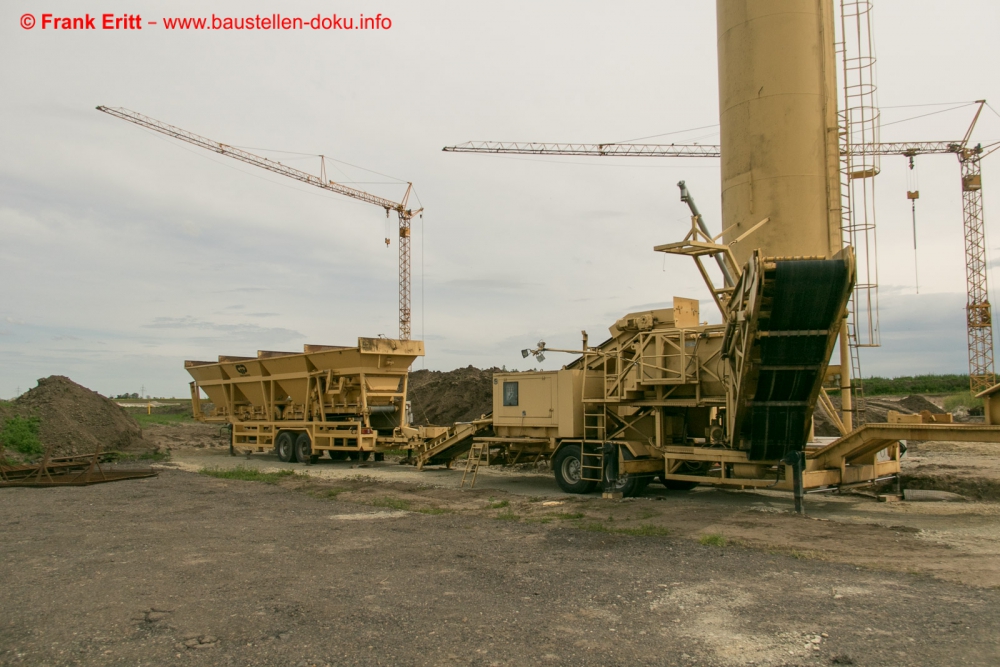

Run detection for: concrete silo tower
[[716, 0, 843, 266]]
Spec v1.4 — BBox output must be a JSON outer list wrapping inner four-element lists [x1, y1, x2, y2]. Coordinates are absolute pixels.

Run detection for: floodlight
[[537, 352, 545, 362], [521, 349, 530, 358]]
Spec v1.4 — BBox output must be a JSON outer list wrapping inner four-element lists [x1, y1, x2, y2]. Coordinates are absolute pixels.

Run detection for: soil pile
[[814, 394, 906, 436], [2, 376, 146, 457], [898, 394, 945, 414], [814, 392, 961, 437], [408, 366, 497, 425]]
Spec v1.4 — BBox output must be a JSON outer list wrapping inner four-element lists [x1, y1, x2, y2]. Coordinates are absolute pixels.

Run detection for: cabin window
[[502, 381, 519, 406]]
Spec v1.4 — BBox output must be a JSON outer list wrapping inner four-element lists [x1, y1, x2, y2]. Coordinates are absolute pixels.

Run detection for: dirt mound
[[408, 366, 497, 425], [4, 376, 146, 457], [899, 394, 945, 414], [900, 473, 1000, 501], [814, 392, 966, 437], [814, 393, 911, 436]]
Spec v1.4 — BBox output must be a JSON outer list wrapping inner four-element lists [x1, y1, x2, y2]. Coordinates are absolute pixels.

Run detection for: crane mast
[[97, 106, 421, 340]]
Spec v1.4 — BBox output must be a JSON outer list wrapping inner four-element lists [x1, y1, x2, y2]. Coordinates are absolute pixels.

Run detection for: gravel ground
[[1, 470, 998, 667]]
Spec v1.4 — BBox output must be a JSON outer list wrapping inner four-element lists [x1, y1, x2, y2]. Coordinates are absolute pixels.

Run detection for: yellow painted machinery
[[185, 338, 424, 462], [492, 235, 1000, 501], [489, 244, 880, 499]]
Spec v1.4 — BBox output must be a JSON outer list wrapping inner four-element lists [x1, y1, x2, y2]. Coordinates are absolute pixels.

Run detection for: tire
[[348, 451, 372, 462], [606, 473, 651, 498], [294, 432, 312, 464], [328, 450, 348, 461], [552, 445, 597, 494], [276, 431, 295, 463]]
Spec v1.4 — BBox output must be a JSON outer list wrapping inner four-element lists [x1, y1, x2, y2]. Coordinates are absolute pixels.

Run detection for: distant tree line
[[851, 374, 971, 396]]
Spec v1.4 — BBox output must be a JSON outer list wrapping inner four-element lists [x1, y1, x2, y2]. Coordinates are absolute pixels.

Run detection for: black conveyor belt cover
[[746, 258, 851, 461]]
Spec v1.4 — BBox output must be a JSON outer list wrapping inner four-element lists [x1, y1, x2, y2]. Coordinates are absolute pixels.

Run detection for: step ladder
[[580, 442, 605, 483], [460, 442, 487, 489], [848, 317, 868, 425], [581, 409, 606, 483]]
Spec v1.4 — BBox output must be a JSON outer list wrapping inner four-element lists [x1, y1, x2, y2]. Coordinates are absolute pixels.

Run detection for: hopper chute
[[185, 338, 424, 427]]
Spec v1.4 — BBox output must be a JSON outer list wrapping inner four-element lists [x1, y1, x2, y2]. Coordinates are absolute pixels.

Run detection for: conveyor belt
[[413, 417, 493, 469], [727, 252, 854, 461]]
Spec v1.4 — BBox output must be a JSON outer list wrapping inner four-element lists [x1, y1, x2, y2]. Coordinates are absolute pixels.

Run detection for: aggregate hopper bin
[[185, 338, 424, 462]]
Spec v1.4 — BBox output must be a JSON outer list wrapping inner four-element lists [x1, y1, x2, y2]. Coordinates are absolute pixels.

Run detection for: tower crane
[[97, 106, 422, 340], [849, 102, 1000, 392], [443, 113, 1000, 393]]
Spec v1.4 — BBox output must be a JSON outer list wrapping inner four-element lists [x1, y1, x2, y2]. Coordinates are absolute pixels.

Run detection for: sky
[[2, 1, 1000, 398]]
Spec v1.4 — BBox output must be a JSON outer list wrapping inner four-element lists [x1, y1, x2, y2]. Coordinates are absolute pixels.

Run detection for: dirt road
[[2, 468, 999, 667], [153, 421, 1000, 590]]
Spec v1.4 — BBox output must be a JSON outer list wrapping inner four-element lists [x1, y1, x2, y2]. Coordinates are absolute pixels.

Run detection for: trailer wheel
[[552, 445, 597, 494], [606, 474, 651, 498], [276, 431, 295, 463], [294, 432, 312, 464]]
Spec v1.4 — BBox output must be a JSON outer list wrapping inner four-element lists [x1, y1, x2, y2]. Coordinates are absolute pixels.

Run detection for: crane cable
[[906, 156, 920, 294]]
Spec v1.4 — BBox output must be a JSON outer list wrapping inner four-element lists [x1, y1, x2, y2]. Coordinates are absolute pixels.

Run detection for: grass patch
[[369, 496, 411, 511], [943, 391, 983, 413], [310, 488, 347, 500], [699, 533, 726, 547], [132, 412, 195, 427], [0, 416, 43, 457], [487, 499, 510, 509], [495, 510, 520, 521], [579, 521, 610, 532], [553, 512, 585, 520], [417, 507, 453, 515], [200, 466, 297, 484]]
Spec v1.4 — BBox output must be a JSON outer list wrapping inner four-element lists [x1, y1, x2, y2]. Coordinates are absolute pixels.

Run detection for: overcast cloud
[[2, 1, 1000, 398]]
